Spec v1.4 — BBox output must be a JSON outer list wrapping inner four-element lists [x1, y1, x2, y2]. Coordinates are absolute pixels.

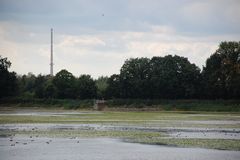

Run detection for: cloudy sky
[[0, 0, 240, 78]]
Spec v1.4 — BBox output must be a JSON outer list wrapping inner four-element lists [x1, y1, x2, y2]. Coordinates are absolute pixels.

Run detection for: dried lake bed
[[0, 108, 240, 160]]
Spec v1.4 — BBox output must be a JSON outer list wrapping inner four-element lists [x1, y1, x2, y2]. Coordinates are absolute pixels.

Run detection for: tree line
[[0, 41, 239, 100]]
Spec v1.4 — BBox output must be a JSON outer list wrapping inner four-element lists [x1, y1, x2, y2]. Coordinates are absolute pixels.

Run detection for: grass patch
[[0, 111, 240, 124], [0, 98, 94, 109], [1, 98, 240, 112], [106, 99, 240, 112], [132, 138, 240, 151], [0, 129, 165, 139]]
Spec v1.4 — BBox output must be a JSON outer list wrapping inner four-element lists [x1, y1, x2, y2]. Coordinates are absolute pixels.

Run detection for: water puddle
[[0, 137, 239, 160]]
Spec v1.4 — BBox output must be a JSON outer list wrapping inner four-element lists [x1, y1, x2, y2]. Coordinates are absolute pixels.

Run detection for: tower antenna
[[50, 28, 53, 76]]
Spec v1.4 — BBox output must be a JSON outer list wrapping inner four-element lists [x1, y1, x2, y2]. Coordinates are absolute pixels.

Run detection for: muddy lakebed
[[1, 123, 240, 139], [0, 109, 240, 159]]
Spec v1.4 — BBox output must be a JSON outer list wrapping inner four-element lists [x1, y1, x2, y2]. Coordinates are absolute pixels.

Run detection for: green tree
[[96, 76, 108, 99], [44, 83, 56, 98], [53, 69, 76, 99], [106, 74, 121, 98], [117, 56, 200, 99], [0, 56, 18, 98], [34, 74, 47, 98], [18, 73, 36, 98], [0, 56, 11, 70], [120, 58, 150, 98], [202, 41, 240, 99], [76, 74, 97, 99], [149, 55, 201, 99]]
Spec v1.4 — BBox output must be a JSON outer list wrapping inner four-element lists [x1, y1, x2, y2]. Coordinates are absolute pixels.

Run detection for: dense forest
[[1, 41, 240, 100]]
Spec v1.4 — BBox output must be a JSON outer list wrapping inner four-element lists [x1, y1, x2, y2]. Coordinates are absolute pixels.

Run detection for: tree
[[17, 73, 37, 98], [76, 74, 97, 99], [53, 69, 76, 99], [44, 82, 57, 98], [120, 58, 151, 98], [34, 74, 47, 98], [34, 74, 55, 98], [106, 74, 121, 98], [0, 56, 11, 70], [95, 76, 108, 99], [0, 56, 18, 98], [116, 56, 200, 99], [202, 41, 240, 99], [149, 55, 201, 99]]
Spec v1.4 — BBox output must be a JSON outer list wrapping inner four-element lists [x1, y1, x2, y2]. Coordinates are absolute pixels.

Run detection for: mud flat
[[1, 123, 240, 139], [1, 109, 240, 151], [1, 136, 240, 160]]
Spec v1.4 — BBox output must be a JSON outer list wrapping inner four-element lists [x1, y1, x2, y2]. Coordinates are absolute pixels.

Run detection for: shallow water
[[0, 137, 240, 160], [1, 123, 240, 131], [1, 123, 240, 139]]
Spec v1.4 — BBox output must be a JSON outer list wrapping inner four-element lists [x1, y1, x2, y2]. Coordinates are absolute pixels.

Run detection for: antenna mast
[[50, 28, 53, 76]]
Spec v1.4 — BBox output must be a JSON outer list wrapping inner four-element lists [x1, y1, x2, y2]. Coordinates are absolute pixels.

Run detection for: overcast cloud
[[0, 0, 240, 78]]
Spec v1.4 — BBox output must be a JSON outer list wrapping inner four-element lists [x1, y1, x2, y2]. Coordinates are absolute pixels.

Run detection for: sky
[[0, 0, 240, 78]]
